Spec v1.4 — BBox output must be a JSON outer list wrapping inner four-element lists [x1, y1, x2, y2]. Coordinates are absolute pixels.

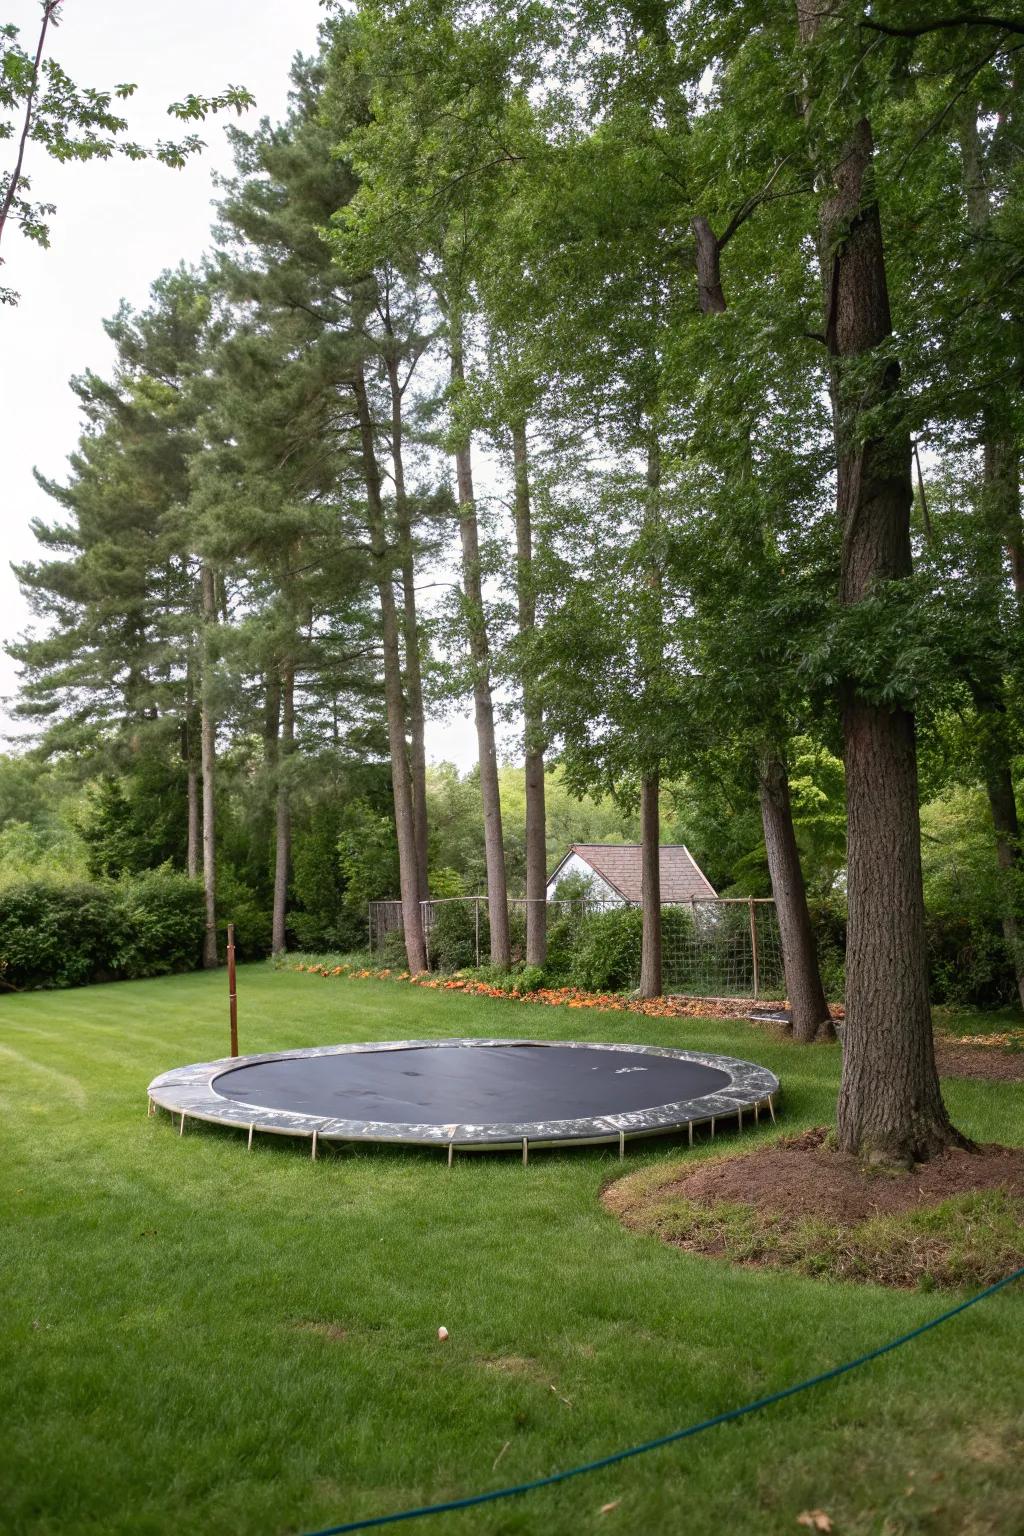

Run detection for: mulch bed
[[605, 1128, 1024, 1287], [933, 1040, 1024, 1082], [644, 1127, 1024, 1225]]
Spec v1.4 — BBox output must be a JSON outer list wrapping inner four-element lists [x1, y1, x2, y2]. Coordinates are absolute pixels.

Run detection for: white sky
[[0, 0, 479, 770]]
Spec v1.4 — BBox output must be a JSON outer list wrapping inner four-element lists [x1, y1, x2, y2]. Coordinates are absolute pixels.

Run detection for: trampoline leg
[[710, 1116, 715, 1139], [754, 1101, 760, 1124], [247, 1123, 254, 1152], [618, 1130, 625, 1161], [522, 1137, 529, 1166], [179, 1112, 186, 1136], [688, 1122, 693, 1148], [768, 1095, 777, 1123], [312, 1129, 319, 1162], [447, 1141, 454, 1168], [147, 1096, 154, 1117], [738, 1106, 743, 1131]]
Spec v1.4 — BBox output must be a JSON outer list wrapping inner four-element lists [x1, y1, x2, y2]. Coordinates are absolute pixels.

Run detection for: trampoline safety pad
[[148, 1038, 780, 1155]]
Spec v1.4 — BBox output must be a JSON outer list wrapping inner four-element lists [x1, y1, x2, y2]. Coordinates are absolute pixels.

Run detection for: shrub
[[428, 900, 488, 971], [570, 906, 645, 992], [110, 870, 206, 978], [0, 871, 205, 990]]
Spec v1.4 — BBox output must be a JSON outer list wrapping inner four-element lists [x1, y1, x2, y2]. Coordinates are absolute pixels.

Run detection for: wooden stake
[[227, 922, 239, 1058], [748, 897, 760, 1000]]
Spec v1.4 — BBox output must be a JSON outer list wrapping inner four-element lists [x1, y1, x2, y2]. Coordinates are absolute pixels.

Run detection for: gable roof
[[548, 844, 717, 903]]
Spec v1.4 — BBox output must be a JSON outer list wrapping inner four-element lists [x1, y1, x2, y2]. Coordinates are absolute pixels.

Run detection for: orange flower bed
[[287, 961, 798, 1021]]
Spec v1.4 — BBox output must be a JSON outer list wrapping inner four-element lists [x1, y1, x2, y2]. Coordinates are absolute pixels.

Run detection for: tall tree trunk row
[[450, 332, 511, 967], [271, 657, 294, 956], [512, 421, 547, 968], [353, 362, 427, 974]]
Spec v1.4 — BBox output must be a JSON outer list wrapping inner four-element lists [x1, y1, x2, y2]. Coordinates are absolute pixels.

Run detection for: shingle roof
[[550, 844, 717, 903]]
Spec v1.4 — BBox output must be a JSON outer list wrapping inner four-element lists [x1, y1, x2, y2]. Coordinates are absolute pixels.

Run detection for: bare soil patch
[[605, 1129, 1024, 1289], [933, 1039, 1024, 1082]]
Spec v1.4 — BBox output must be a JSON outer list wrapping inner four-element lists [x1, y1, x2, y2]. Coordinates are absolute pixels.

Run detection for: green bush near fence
[[0, 871, 205, 990]]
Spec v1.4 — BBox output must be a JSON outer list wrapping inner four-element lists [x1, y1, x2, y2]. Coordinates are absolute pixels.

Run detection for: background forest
[[2, 1, 1022, 1034]]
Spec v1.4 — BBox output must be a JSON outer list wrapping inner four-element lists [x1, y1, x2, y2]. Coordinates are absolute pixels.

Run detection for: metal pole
[[227, 921, 239, 1058], [748, 896, 760, 1001], [422, 899, 431, 971], [475, 897, 481, 968]]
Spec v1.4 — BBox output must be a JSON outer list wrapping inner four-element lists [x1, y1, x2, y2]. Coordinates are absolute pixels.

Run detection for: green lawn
[[2, 967, 1022, 1536]]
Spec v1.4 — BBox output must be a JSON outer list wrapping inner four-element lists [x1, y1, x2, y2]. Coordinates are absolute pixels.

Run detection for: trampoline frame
[[147, 1038, 780, 1157]]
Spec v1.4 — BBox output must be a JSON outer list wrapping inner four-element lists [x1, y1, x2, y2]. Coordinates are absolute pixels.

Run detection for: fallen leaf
[[796, 1514, 833, 1533], [600, 1501, 621, 1515]]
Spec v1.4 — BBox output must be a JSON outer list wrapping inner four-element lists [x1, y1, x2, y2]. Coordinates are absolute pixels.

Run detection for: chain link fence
[[369, 895, 784, 999]]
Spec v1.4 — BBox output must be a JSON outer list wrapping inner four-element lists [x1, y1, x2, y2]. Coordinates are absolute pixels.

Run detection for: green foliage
[[0, 870, 204, 989], [428, 900, 488, 972], [569, 906, 645, 992]]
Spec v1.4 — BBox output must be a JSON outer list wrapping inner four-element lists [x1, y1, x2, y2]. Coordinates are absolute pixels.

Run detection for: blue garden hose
[[301, 1265, 1023, 1535]]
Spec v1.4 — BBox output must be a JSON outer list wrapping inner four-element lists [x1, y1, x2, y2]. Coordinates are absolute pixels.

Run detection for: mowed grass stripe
[[1, 966, 1022, 1536]]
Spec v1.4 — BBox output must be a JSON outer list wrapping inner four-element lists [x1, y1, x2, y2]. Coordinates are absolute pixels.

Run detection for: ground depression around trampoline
[[148, 1039, 780, 1154]]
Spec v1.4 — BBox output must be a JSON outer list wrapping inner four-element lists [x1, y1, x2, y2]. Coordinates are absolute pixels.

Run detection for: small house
[[545, 844, 717, 905]]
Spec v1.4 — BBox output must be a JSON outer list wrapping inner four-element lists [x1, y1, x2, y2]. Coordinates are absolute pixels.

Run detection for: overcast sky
[[1, 0, 479, 770]]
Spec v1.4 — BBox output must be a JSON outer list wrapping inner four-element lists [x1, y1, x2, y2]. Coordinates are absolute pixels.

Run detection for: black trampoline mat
[[212, 1044, 732, 1125]]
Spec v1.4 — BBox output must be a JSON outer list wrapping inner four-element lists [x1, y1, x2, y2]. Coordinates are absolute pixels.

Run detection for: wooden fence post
[[748, 897, 760, 1000], [227, 922, 239, 1057]]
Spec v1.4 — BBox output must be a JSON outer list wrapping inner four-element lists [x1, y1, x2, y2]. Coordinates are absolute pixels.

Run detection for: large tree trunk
[[186, 766, 199, 881], [199, 564, 218, 969], [387, 354, 430, 905], [512, 421, 547, 968], [353, 363, 427, 974], [758, 752, 834, 1041], [271, 659, 294, 956], [800, 84, 959, 1159], [692, 203, 830, 1039], [638, 776, 662, 997], [451, 335, 511, 966]]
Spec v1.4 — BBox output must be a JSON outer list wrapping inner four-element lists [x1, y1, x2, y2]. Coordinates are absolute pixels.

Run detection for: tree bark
[[353, 362, 427, 974], [387, 354, 430, 904], [182, 672, 199, 880], [797, 74, 959, 1157], [271, 658, 294, 956], [691, 196, 830, 1040], [758, 752, 834, 1040], [199, 564, 218, 969], [985, 753, 1024, 1011], [512, 421, 547, 967], [451, 333, 511, 966], [639, 776, 662, 997]]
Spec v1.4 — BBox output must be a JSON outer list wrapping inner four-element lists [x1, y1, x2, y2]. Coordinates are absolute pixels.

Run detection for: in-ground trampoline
[[148, 1039, 780, 1159]]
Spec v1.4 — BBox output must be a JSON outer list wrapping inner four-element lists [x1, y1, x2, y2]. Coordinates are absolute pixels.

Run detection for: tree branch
[[862, 15, 1024, 39]]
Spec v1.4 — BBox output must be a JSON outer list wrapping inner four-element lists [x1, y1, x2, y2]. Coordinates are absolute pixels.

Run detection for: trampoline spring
[[522, 1137, 529, 1167], [247, 1123, 254, 1152]]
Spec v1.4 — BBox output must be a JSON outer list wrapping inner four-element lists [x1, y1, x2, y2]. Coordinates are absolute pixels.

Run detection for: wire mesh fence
[[369, 894, 785, 999]]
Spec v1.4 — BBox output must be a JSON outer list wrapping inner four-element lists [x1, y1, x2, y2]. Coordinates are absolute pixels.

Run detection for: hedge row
[[0, 871, 206, 990]]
